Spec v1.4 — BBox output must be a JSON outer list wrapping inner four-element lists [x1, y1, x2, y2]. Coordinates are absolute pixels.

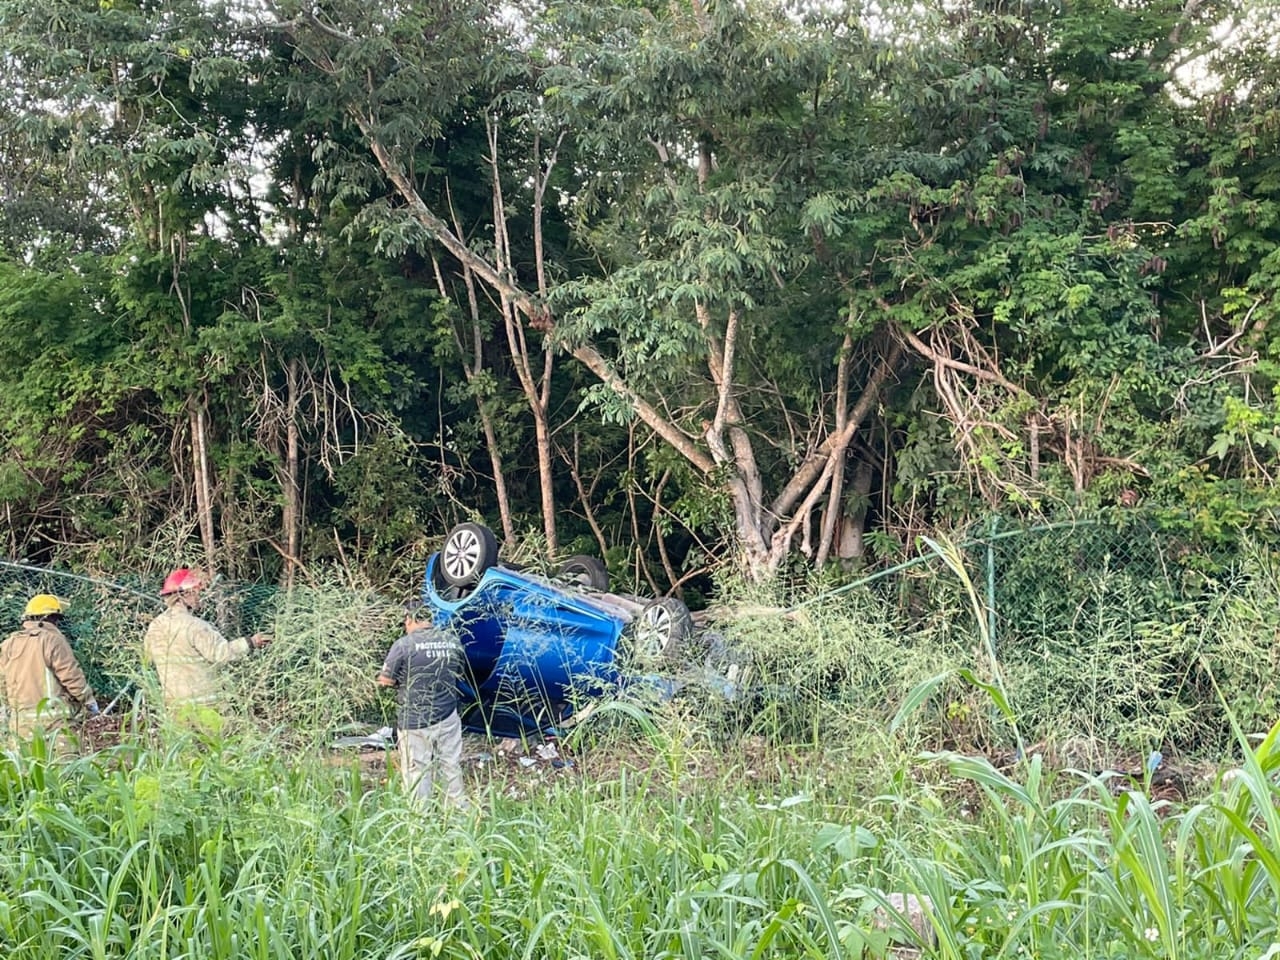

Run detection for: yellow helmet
[[23, 594, 69, 618]]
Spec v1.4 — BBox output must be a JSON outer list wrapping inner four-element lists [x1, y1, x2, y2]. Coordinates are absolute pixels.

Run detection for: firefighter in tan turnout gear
[[1, 594, 99, 751], [143, 568, 270, 730]]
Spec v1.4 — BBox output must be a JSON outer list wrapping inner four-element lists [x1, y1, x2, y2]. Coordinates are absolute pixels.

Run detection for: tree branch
[[771, 339, 902, 521], [571, 343, 716, 473], [892, 320, 1025, 395], [363, 129, 542, 323], [815, 333, 854, 567]]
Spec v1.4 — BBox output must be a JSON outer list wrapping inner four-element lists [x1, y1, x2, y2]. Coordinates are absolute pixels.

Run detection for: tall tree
[[0, 0, 450, 579], [279, 0, 911, 580], [851, 0, 1268, 527]]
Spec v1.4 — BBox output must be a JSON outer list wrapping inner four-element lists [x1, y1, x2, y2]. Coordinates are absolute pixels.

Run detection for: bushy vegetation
[[3, 705, 1280, 959], [4, 549, 1280, 957], [671, 532, 1280, 765], [224, 581, 403, 744], [3, 0, 1278, 950], [2, 0, 1278, 587], [11, 520, 1280, 764]]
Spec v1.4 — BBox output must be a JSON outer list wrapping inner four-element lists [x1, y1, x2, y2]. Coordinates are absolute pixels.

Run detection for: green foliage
[[221, 577, 402, 742], [5, 532, 1280, 956], [4, 696, 1280, 957], [686, 509, 1280, 760], [689, 575, 972, 749], [1, 0, 1279, 586], [321, 432, 441, 586]]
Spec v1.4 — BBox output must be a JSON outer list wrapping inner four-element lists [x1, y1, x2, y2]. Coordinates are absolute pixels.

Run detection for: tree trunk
[[431, 251, 515, 545], [488, 117, 558, 555], [282, 357, 302, 589], [480, 414, 515, 545], [838, 458, 876, 561], [350, 105, 905, 582], [816, 335, 854, 568], [530, 386, 558, 554], [651, 469, 681, 599], [189, 396, 217, 578], [561, 429, 610, 560]]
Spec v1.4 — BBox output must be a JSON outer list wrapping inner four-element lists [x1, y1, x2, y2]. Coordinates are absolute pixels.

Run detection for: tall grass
[[224, 579, 400, 742], [692, 537, 1280, 764], [688, 577, 968, 761], [13, 539, 1280, 765], [4, 707, 1280, 959], [7, 546, 1280, 957]]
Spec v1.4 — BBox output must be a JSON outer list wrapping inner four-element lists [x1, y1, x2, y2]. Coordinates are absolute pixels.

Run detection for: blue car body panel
[[421, 554, 629, 734]]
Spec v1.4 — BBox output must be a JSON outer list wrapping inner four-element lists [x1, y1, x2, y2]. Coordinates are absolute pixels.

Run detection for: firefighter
[[1, 594, 98, 753], [143, 568, 270, 732]]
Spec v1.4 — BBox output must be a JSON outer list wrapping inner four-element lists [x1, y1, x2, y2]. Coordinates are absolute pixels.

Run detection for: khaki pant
[[3, 709, 79, 758], [398, 711, 467, 809]]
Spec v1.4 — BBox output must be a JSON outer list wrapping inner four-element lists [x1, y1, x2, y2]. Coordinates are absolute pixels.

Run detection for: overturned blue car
[[420, 522, 697, 736]]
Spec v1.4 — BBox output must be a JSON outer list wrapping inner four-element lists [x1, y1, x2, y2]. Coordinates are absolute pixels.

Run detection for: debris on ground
[[871, 892, 937, 959], [331, 726, 395, 750], [79, 712, 133, 752], [329, 728, 582, 795], [461, 733, 577, 796]]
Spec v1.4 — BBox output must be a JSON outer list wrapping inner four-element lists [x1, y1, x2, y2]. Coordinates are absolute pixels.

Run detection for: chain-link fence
[[0, 562, 161, 702], [0, 564, 393, 740], [982, 511, 1278, 759], [4, 508, 1276, 757], [763, 508, 1280, 759]]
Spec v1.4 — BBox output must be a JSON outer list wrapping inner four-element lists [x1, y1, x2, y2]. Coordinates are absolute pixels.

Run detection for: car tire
[[629, 596, 694, 667], [440, 522, 499, 586], [559, 555, 610, 591]]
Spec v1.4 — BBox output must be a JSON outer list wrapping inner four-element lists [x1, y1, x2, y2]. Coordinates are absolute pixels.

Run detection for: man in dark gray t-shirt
[[376, 604, 467, 808]]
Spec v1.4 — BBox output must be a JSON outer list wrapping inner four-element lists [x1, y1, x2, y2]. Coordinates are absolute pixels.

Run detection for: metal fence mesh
[[2, 507, 1275, 755], [813, 508, 1280, 757], [0, 564, 281, 702]]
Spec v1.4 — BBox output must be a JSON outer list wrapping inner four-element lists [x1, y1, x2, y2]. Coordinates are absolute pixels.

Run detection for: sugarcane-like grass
[[6, 557, 1280, 959], [2, 709, 1279, 960]]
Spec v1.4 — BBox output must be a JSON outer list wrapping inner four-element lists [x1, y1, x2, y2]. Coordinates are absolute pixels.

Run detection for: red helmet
[[160, 567, 205, 596]]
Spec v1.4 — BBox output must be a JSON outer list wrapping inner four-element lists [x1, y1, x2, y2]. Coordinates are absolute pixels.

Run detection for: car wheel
[[559, 555, 610, 591], [629, 596, 694, 667], [440, 522, 499, 586]]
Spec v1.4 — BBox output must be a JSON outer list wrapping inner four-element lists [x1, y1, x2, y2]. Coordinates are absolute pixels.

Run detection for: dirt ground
[[76, 709, 1217, 814], [337, 732, 607, 796], [334, 730, 1215, 812]]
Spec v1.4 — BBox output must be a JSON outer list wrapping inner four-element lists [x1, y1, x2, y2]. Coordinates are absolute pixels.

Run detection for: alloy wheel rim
[[635, 604, 671, 659], [443, 529, 481, 581]]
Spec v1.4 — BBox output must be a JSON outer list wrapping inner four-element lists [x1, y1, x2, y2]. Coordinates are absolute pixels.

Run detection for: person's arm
[[187, 616, 252, 664], [44, 632, 96, 711], [377, 638, 405, 688]]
